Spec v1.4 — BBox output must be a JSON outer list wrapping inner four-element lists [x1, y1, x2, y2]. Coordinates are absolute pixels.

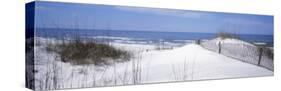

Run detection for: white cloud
[[223, 18, 270, 27], [114, 6, 209, 18], [35, 5, 56, 11]]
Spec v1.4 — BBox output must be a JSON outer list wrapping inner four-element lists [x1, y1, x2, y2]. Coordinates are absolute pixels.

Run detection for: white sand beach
[[32, 37, 273, 90]]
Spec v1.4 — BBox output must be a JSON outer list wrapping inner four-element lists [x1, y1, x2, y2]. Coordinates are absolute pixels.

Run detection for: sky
[[32, 1, 273, 35]]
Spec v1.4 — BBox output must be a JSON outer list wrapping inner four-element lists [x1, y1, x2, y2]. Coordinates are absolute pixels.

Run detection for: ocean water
[[35, 28, 273, 46]]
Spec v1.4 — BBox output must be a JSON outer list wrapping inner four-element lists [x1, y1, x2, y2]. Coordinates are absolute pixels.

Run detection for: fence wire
[[201, 40, 273, 71]]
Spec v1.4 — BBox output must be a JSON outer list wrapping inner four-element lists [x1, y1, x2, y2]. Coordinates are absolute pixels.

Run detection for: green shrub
[[47, 40, 131, 65], [216, 32, 239, 39]]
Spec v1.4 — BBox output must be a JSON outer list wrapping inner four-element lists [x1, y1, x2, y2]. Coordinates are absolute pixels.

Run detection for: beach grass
[[216, 31, 240, 39], [47, 39, 131, 65]]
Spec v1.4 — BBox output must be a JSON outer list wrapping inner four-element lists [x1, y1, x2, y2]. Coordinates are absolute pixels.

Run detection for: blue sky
[[34, 1, 273, 35]]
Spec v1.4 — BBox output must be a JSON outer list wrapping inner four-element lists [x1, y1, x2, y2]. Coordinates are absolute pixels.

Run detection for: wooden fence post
[[258, 47, 263, 66], [218, 41, 221, 54], [196, 39, 201, 45]]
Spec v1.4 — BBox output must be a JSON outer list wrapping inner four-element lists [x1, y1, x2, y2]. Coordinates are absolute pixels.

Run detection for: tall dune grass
[[46, 38, 131, 65]]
